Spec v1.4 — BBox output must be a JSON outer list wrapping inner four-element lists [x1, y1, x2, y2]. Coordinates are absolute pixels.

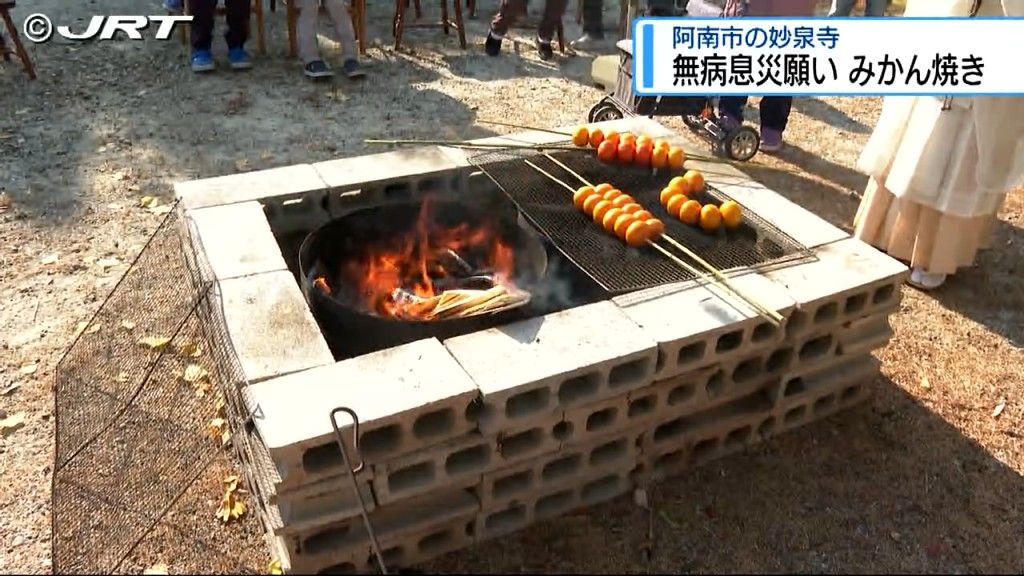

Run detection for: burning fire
[[343, 199, 517, 320]]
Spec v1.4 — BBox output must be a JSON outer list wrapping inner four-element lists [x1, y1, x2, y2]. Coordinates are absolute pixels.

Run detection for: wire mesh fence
[[52, 206, 270, 575]]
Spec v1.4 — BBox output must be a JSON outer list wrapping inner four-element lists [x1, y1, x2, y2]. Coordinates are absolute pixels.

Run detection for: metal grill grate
[[469, 145, 814, 295]]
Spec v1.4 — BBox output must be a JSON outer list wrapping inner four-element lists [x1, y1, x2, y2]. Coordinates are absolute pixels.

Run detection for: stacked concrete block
[[172, 118, 911, 574]]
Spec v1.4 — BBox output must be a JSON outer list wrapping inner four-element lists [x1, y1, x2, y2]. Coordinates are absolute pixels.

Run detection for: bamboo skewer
[[364, 138, 585, 151], [523, 160, 781, 327], [537, 154, 783, 325]]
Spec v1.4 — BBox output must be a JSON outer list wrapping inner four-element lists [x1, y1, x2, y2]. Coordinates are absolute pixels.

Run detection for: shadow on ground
[[427, 374, 1024, 573]]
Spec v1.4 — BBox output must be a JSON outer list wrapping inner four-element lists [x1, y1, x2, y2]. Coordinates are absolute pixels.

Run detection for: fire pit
[[299, 197, 551, 358]]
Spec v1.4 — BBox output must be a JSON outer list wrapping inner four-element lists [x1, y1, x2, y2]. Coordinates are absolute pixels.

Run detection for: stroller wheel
[[589, 102, 624, 123], [724, 126, 759, 162]]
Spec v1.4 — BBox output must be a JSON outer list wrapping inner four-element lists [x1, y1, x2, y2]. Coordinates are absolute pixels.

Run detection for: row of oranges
[[572, 183, 666, 247], [572, 126, 687, 171], [659, 173, 742, 233]]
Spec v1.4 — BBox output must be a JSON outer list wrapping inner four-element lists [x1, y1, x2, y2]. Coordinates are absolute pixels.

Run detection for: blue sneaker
[[163, 0, 184, 13], [190, 49, 215, 73], [228, 47, 253, 70]]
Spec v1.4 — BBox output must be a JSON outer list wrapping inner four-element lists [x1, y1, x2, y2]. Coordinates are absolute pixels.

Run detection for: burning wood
[[392, 283, 531, 320]]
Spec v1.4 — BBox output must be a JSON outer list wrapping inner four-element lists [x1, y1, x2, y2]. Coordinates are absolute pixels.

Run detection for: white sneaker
[[907, 267, 947, 290]]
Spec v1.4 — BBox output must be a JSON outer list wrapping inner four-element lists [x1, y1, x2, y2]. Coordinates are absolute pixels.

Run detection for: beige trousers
[[296, 0, 358, 64]]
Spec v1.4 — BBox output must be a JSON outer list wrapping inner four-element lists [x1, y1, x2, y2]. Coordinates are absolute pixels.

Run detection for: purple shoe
[[760, 127, 784, 152], [718, 113, 742, 131]]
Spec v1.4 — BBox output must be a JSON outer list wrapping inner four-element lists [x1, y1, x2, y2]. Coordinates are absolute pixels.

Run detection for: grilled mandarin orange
[[678, 199, 702, 225], [699, 204, 722, 232], [572, 126, 590, 147], [597, 140, 617, 164], [602, 208, 624, 233], [668, 146, 686, 170], [573, 186, 596, 209], [682, 169, 705, 192], [625, 220, 650, 247], [666, 194, 688, 216], [592, 200, 614, 224], [611, 195, 634, 209], [603, 189, 623, 201], [582, 194, 603, 216], [720, 200, 743, 229], [589, 128, 605, 148], [645, 218, 665, 238], [614, 214, 636, 238]]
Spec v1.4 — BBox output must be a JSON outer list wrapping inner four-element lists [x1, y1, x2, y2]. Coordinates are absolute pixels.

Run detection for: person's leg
[[536, 0, 568, 59], [864, 0, 887, 16], [758, 96, 793, 151], [487, 0, 524, 55], [572, 0, 604, 47], [189, 0, 217, 71], [718, 95, 748, 127], [827, 0, 856, 16], [322, 0, 366, 78], [296, 0, 331, 77], [224, 0, 252, 68]]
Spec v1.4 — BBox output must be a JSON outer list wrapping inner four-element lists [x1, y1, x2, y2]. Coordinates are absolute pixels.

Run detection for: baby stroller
[[586, 0, 760, 161]]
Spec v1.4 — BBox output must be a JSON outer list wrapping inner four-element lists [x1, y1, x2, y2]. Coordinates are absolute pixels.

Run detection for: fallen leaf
[[148, 205, 173, 216], [97, 257, 121, 270], [138, 336, 172, 351], [216, 489, 247, 523], [234, 158, 250, 172], [632, 487, 649, 509], [992, 400, 1006, 418], [85, 323, 102, 335], [0, 192, 11, 213], [268, 559, 283, 575], [1, 383, 21, 395], [920, 376, 931, 390], [214, 396, 226, 417], [74, 321, 88, 335], [121, 320, 136, 330], [40, 253, 59, 265], [223, 475, 240, 493], [208, 417, 231, 446], [115, 371, 130, 383], [19, 363, 38, 376], [177, 341, 202, 358], [143, 563, 169, 575], [183, 364, 209, 384], [139, 196, 160, 209], [0, 412, 26, 436]]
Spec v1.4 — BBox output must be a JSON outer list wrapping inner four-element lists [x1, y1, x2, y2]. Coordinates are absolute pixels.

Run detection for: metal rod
[[330, 407, 388, 575], [523, 160, 578, 193], [363, 138, 582, 151], [532, 157, 782, 326], [477, 119, 573, 136]]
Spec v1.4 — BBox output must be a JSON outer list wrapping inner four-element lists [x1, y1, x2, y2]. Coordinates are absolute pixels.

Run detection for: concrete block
[[836, 313, 893, 358], [613, 273, 795, 381], [777, 354, 880, 415], [247, 338, 480, 490], [287, 488, 480, 574], [218, 271, 334, 385], [494, 411, 566, 468], [184, 201, 287, 281], [174, 163, 327, 211], [558, 394, 632, 449], [765, 238, 908, 340], [443, 300, 657, 435], [313, 147, 462, 196], [788, 329, 841, 375], [479, 427, 642, 508], [711, 180, 850, 249], [372, 433, 496, 505], [474, 466, 636, 543]]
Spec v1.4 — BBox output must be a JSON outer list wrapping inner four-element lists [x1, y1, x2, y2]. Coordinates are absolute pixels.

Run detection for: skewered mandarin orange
[[603, 189, 623, 201], [592, 200, 614, 224], [572, 126, 590, 147], [699, 204, 722, 232], [602, 208, 624, 233], [654, 139, 671, 152], [611, 195, 634, 209], [613, 214, 636, 238], [621, 203, 643, 215], [645, 218, 665, 238], [594, 183, 614, 194], [597, 140, 617, 164], [668, 176, 688, 192], [660, 187, 679, 205], [636, 135, 654, 149], [678, 199, 702, 225], [667, 146, 686, 170], [625, 220, 650, 247], [620, 133, 637, 147], [603, 130, 621, 148], [651, 146, 669, 169], [633, 209, 653, 221], [682, 169, 705, 192], [634, 143, 654, 167], [720, 200, 743, 229], [666, 194, 688, 216], [573, 185, 596, 209], [589, 128, 605, 148], [582, 194, 603, 215], [617, 141, 636, 164]]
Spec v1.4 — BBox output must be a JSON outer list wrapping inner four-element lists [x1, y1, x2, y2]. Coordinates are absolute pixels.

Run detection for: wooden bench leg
[[253, 0, 266, 55], [286, 2, 298, 57], [393, 0, 407, 49], [1, 8, 35, 79], [453, 0, 466, 48]]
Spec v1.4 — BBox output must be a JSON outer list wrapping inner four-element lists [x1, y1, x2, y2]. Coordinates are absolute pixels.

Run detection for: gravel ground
[[1, 0, 1021, 573]]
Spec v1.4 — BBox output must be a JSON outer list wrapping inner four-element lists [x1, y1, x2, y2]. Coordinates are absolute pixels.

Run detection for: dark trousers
[[581, 0, 603, 36], [190, 0, 251, 51], [719, 95, 793, 132], [491, 0, 568, 41]]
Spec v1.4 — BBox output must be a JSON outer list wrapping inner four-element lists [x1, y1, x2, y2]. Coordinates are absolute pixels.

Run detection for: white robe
[[856, 0, 1024, 219]]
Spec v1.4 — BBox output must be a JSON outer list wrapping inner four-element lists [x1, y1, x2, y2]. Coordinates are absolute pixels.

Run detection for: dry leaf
[[208, 417, 231, 446], [0, 192, 11, 213], [920, 376, 931, 390], [139, 336, 172, 351], [183, 364, 209, 383], [223, 475, 240, 493], [139, 196, 160, 209], [149, 205, 173, 216], [1, 383, 21, 396], [268, 559, 283, 575], [121, 320, 136, 330], [214, 396, 226, 417], [19, 363, 38, 376], [97, 257, 121, 270], [992, 400, 1006, 418], [633, 487, 649, 509], [177, 342, 202, 358], [0, 412, 26, 436], [115, 371, 130, 383], [216, 489, 247, 523], [143, 563, 169, 575], [85, 323, 102, 335], [40, 253, 59, 265], [234, 158, 251, 172]]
